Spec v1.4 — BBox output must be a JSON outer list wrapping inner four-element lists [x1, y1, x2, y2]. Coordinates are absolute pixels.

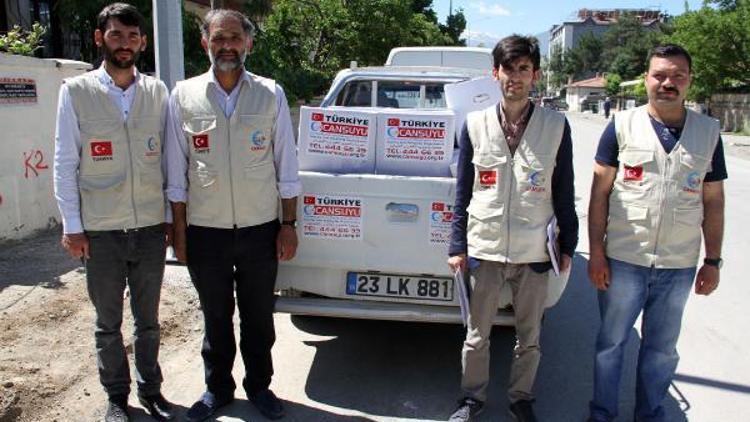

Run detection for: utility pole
[[152, 0, 185, 90]]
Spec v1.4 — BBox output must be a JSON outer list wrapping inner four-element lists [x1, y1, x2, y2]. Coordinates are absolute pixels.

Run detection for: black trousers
[[186, 221, 279, 400], [85, 223, 166, 398]]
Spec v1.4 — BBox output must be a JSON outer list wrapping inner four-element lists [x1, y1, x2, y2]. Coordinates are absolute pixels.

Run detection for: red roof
[[568, 76, 606, 88]]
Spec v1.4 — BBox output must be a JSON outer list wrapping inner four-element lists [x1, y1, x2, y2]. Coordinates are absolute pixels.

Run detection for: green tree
[[249, 0, 454, 103], [601, 13, 667, 80], [668, 0, 750, 100], [605, 73, 622, 96], [440, 9, 467, 45], [545, 43, 569, 91], [563, 31, 604, 80]]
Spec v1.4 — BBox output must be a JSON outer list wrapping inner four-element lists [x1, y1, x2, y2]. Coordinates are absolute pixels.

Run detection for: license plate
[[346, 272, 454, 302]]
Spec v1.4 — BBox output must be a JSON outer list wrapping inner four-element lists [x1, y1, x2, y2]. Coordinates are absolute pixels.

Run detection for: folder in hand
[[547, 215, 560, 276]]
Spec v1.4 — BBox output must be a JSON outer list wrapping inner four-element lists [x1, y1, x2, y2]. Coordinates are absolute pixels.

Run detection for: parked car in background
[[541, 96, 568, 111]]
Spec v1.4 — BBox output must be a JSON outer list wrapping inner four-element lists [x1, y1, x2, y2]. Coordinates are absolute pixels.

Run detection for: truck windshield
[[334, 80, 447, 109]]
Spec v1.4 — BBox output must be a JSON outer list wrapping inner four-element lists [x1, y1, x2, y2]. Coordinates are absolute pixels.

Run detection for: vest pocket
[[610, 202, 648, 221], [472, 153, 506, 196], [78, 172, 128, 219], [519, 155, 552, 200], [467, 202, 504, 221], [183, 116, 217, 134], [79, 119, 122, 177], [130, 117, 162, 167], [188, 169, 217, 189], [673, 207, 703, 226]]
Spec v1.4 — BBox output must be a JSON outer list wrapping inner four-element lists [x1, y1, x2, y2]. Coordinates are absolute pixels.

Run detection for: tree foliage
[[668, 0, 750, 100], [563, 31, 604, 80], [601, 14, 666, 80], [249, 0, 465, 103], [0, 23, 47, 56], [605, 73, 622, 97]]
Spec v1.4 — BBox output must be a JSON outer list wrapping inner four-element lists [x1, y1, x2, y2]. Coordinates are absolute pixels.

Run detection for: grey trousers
[[461, 260, 549, 403], [85, 224, 166, 398]]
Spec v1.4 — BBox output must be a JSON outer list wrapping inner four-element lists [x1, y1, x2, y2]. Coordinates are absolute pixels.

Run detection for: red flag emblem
[[432, 202, 445, 211], [90, 141, 113, 157], [192, 134, 209, 149], [304, 196, 316, 204], [479, 170, 497, 186], [623, 165, 643, 181], [312, 113, 324, 121], [388, 118, 400, 126]]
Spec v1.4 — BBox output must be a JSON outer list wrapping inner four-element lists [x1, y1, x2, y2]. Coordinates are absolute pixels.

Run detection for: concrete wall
[[0, 53, 90, 240], [710, 93, 750, 132]]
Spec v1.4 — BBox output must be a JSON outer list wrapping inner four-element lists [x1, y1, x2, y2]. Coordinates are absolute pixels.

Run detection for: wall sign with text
[[0, 77, 38, 104]]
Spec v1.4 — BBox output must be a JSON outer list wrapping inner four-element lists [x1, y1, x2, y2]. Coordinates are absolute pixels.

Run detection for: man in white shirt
[[165, 9, 301, 422], [53, 3, 175, 422]]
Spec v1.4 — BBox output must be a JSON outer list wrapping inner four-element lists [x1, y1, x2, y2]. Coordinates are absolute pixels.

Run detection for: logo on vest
[[623, 165, 643, 182], [525, 170, 546, 192], [478, 170, 497, 189], [250, 130, 268, 151], [192, 134, 210, 153], [145, 136, 160, 157], [90, 140, 113, 161], [683, 171, 701, 194]]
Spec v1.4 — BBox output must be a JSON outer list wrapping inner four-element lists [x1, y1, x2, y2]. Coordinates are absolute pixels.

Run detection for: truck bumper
[[274, 296, 515, 325]]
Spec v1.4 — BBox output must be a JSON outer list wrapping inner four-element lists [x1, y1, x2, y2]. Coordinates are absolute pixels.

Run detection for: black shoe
[[185, 391, 234, 422], [105, 397, 130, 422], [137, 392, 176, 421], [249, 389, 285, 420], [448, 397, 484, 421], [509, 400, 537, 422]]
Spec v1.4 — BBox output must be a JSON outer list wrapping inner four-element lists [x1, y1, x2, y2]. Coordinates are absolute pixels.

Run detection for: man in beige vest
[[587, 44, 727, 422], [447, 35, 578, 422], [53, 3, 175, 422], [165, 9, 300, 422]]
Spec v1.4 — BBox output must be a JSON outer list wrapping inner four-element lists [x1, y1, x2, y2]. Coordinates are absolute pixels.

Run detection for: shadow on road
[[291, 253, 688, 421], [0, 227, 80, 294]]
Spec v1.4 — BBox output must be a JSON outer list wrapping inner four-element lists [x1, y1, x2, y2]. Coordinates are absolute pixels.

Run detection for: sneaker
[[509, 400, 537, 422], [249, 389, 285, 420], [448, 397, 484, 421], [104, 396, 130, 422]]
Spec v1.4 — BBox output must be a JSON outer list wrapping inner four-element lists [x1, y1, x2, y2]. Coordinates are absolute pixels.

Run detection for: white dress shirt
[[165, 69, 302, 203], [53, 65, 170, 234]]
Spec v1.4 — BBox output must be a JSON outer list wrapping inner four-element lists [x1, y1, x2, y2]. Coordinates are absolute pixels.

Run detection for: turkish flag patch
[[90, 141, 113, 157], [303, 196, 316, 204], [432, 202, 445, 211], [192, 134, 209, 150], [388, 118, 400, 126], [479, 170, 498, 186], [623, 165, 643, 181], [311, 113, 324, 121]]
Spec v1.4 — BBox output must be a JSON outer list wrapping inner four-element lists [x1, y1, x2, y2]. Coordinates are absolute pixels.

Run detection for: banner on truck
[[301, 193, 363, 240], [298, 106, 377, 173], [375, 110, 455, 177]]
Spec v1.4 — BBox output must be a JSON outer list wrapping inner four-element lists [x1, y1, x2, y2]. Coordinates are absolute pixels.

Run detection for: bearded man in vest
[[165, 9, 300, 422], [53, 3, 175, 422], [587, 44, 727, 422], [447, 35, 579, 422]]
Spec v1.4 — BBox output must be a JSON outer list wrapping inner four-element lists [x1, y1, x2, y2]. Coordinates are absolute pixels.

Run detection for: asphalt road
[[4, 112, 745, 421]]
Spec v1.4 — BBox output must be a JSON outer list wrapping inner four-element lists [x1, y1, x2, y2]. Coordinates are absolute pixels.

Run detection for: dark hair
[[647, 44, 692, 72], [492, 35, 541, 71], [97, 3, 146, 34], [201, 9, 256, 39]]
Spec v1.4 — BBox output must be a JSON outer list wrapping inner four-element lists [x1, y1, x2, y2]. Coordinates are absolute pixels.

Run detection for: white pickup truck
[[274, 65, 567, 325]]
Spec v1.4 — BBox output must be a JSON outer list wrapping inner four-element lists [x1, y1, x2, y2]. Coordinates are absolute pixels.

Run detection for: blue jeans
[[589, 259, 696, 422]]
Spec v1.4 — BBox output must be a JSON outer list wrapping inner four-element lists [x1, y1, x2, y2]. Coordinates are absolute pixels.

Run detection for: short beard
[[103, 47, 139, 69], [208, 48, 247, 72]]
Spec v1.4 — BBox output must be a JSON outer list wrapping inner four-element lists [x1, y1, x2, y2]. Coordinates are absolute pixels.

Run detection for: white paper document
[[454, 269, 470, 326], [546, 215, 560, 276]]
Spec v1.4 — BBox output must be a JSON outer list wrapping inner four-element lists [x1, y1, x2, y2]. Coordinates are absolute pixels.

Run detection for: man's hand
[[560, 253, 572, 274], [173, 224, 187, 264], [61, 233, 89, 260], [277, 225, 298, 261], [588, 251, 610, 290], [695, 264, 720, 295], [448, 254, 467, 274], [165, 223, 174, 248]]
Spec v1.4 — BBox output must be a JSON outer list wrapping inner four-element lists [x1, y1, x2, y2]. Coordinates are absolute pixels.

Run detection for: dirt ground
[[0, 230, 201, 422]]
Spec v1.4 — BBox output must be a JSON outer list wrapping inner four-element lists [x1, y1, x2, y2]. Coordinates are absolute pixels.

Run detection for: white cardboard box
[[298, 106, 377, 173], [374, 109, 455, 177], [444, 76, 501, 136]]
